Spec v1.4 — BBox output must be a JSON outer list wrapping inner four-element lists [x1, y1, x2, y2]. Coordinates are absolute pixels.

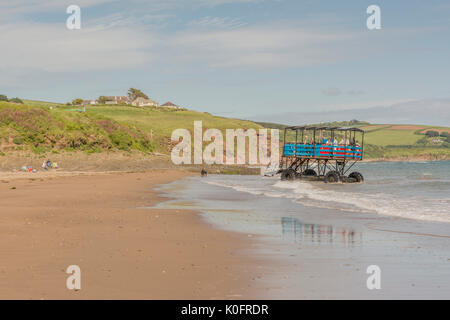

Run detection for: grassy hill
[[0, 101, 154, 155], [0, 100, 262, 156], [84, 105, 261, 153]]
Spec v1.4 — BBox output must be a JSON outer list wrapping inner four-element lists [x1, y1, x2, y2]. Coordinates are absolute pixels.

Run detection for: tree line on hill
[[0, 94, 24, 104], [424, 130, 450, 144], [69, 88, 149, 106]]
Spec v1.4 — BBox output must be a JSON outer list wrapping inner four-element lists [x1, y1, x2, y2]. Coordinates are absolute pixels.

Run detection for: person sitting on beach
[[42, 161, 48, 171]]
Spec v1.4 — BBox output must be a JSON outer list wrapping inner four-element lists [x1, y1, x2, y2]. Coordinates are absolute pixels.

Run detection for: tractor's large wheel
[[324, 171, 340, 183], [281, 169, 296, 181], [303, 169, 317, 177], [348, 171, 364, 183]]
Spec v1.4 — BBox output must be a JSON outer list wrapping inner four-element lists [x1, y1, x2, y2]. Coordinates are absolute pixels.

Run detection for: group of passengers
[[303, 135, 361, 147]]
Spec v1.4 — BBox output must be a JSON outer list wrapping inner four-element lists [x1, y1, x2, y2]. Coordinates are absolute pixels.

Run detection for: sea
[[154, 161, 450, 298]]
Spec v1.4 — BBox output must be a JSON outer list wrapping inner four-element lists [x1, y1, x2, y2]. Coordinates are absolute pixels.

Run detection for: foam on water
[[274, 180, 450, 222], [203, 161, 450, 223]]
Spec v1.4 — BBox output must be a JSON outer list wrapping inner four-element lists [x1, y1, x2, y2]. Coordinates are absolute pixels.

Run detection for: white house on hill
[[132, 97, 159, 107], [105, 96, 129, 105], [161, 101, 180, 109], [82, 100, 97, 105]]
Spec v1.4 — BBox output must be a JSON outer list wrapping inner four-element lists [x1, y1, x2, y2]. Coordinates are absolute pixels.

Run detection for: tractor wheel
[[324, 171, 340, 183], [348, 172, 364, 183], [303, 169, 317, 177], [281, 169, 296, 181]]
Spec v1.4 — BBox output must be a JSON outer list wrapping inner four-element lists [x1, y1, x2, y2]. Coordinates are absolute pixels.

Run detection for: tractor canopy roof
[[285, 126, 364, 133]]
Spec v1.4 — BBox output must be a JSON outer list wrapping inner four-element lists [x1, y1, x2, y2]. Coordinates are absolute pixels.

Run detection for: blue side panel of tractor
[[283, 144, 362, 159]]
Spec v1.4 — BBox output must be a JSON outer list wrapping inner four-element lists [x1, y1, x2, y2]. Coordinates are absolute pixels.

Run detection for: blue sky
[[0, 0, 449, 120]]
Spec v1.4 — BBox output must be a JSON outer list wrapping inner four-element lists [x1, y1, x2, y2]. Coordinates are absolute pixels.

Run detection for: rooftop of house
[[161, 101, 179, 107]]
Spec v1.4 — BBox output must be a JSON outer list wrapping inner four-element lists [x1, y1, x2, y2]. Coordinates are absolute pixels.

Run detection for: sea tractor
[[279, 126, 365, 183]]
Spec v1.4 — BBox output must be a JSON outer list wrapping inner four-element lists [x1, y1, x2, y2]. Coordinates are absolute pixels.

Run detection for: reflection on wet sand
[[281, 217, 361, 246]]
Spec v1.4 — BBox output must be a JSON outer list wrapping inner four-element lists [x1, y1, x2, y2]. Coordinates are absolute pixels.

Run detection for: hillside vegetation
[[0, 101, 154, 155], [0, 100, 262, 156]]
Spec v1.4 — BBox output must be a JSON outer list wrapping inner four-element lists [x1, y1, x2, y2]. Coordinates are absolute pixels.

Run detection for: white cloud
[[0, 19, 359, 73], [347, 90, 365, 95], [0, 0, 428, 76], [322, 87, 342, 96], [321, 88, 366, 96], [159, 25, 356, 69], [0, 23, 154, 72], [1, 0, 426, 74], [0, 0, 260, 18], [0, 0, 116, 20], [187, 17, 248, 29]]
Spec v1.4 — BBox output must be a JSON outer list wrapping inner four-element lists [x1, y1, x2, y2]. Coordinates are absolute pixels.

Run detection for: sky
[[0, 0, 449, 122]]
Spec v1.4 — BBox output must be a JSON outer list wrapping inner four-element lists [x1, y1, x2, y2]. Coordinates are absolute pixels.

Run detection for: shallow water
[[203, 161, 450, 223], [154, 161, 450, 299]]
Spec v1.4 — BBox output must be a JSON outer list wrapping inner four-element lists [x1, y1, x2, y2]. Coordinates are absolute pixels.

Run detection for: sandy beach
[[1, 162, 449, 300], [0, 170, 265, 299]]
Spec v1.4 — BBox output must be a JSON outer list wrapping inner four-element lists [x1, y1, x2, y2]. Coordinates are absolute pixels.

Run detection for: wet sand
[[0, 170, 265, 299]]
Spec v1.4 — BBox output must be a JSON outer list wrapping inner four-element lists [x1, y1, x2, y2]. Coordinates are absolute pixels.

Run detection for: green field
[[364, 127, 422, 146]]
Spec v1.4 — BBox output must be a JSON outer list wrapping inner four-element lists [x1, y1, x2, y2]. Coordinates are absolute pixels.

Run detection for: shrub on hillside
[[416, 137, 428, 145], [425, 130, 439, 137], [95, 119, 153, 152], [0, 95, 8, 102], [12, 137, 24, 145], [72, 98, 83, 105], [8, 97, 24, 104]]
